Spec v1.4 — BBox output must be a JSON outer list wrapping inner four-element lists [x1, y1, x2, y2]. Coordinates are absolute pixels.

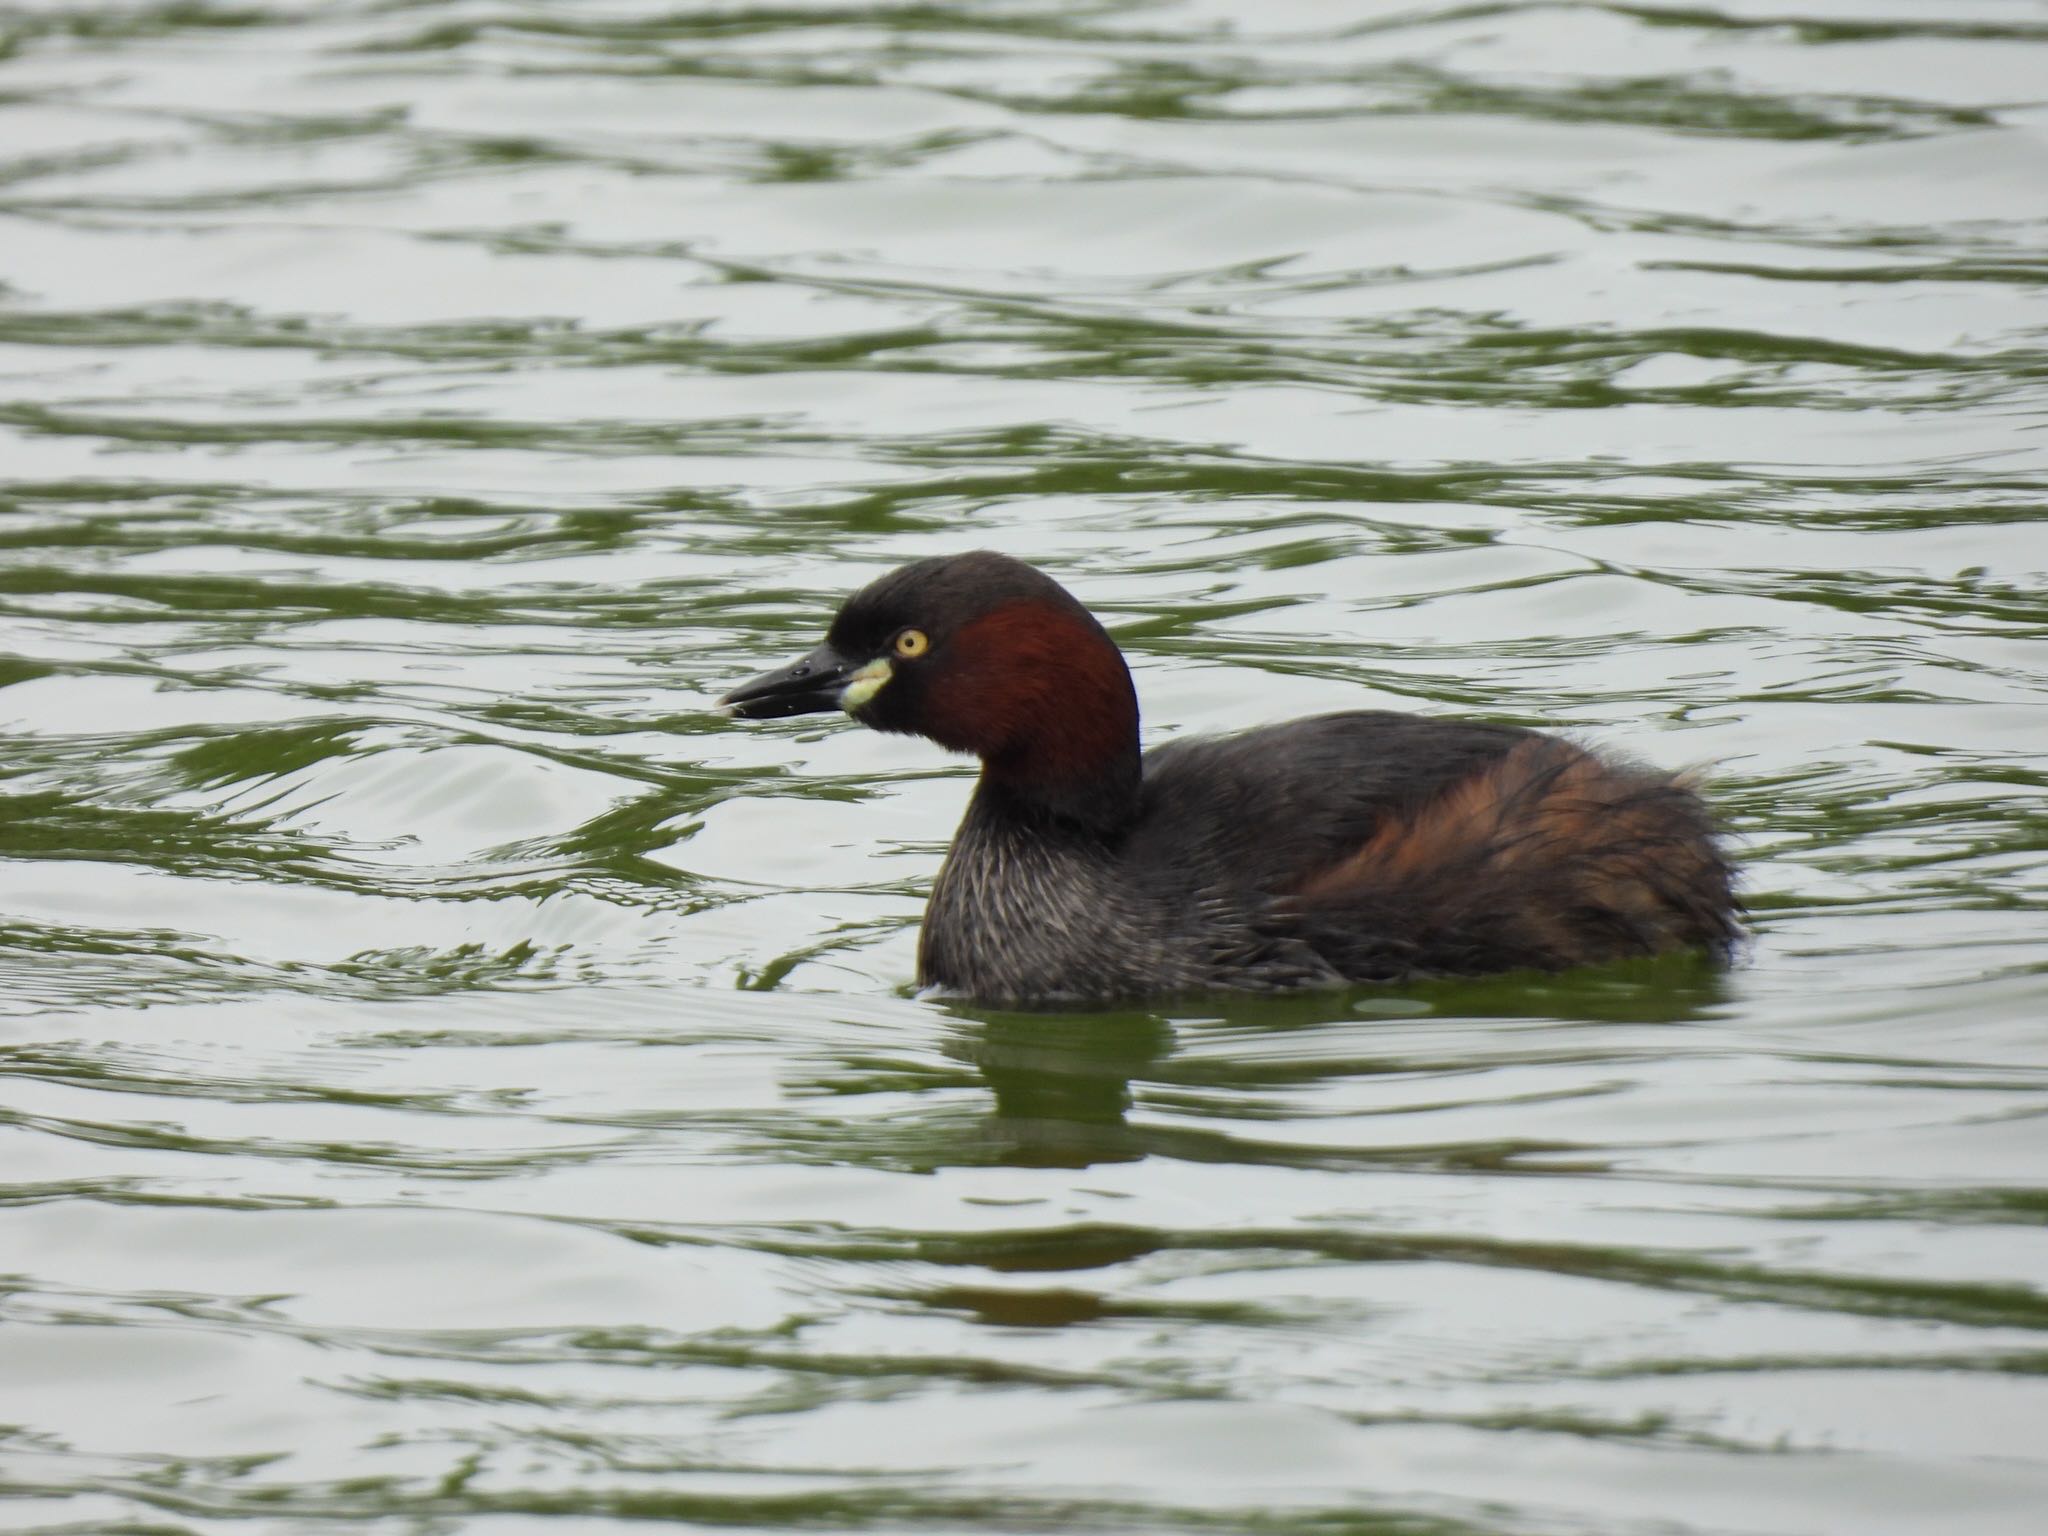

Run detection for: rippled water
[[3, 2, 2047, 1532]]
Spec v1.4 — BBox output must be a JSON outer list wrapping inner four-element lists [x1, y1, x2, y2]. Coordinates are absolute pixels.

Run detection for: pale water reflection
[[2, 2, 2046, 1533]]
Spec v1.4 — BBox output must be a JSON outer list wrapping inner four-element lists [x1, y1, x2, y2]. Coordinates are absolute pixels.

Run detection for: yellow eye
[[893, 628, 930, 659]]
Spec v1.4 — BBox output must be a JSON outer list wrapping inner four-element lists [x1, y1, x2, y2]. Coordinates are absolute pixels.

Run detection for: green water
[[3, 2, 2046, 1532]]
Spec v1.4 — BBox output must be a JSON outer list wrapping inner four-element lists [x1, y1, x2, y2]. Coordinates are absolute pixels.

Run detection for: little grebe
[[721, 552, 1737, 1005]]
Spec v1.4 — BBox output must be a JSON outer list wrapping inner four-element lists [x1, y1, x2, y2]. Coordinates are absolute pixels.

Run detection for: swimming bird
[[720, 552, 1738, 1005]]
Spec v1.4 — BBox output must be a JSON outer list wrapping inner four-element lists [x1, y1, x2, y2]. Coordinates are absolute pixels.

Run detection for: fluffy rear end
[[1289, 737, 1739, 980]]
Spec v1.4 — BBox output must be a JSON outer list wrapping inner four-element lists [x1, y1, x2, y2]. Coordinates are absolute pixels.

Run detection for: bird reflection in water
[[948, 1010, 1173, 1170]]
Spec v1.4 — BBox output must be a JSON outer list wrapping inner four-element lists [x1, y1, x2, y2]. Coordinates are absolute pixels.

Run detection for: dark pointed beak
[[719, 642, 859, 720]]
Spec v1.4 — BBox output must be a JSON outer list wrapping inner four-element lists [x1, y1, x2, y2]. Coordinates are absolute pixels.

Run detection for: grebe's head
[[720, 552, 1139, 827]]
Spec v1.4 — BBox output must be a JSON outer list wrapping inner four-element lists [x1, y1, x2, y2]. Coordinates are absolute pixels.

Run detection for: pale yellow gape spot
[[843, 629, 929, 710], [840, 658, 892, 710]]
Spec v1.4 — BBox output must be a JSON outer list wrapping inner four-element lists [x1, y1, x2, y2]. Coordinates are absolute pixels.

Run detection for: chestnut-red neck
[[925, 599, 1140, 833]]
